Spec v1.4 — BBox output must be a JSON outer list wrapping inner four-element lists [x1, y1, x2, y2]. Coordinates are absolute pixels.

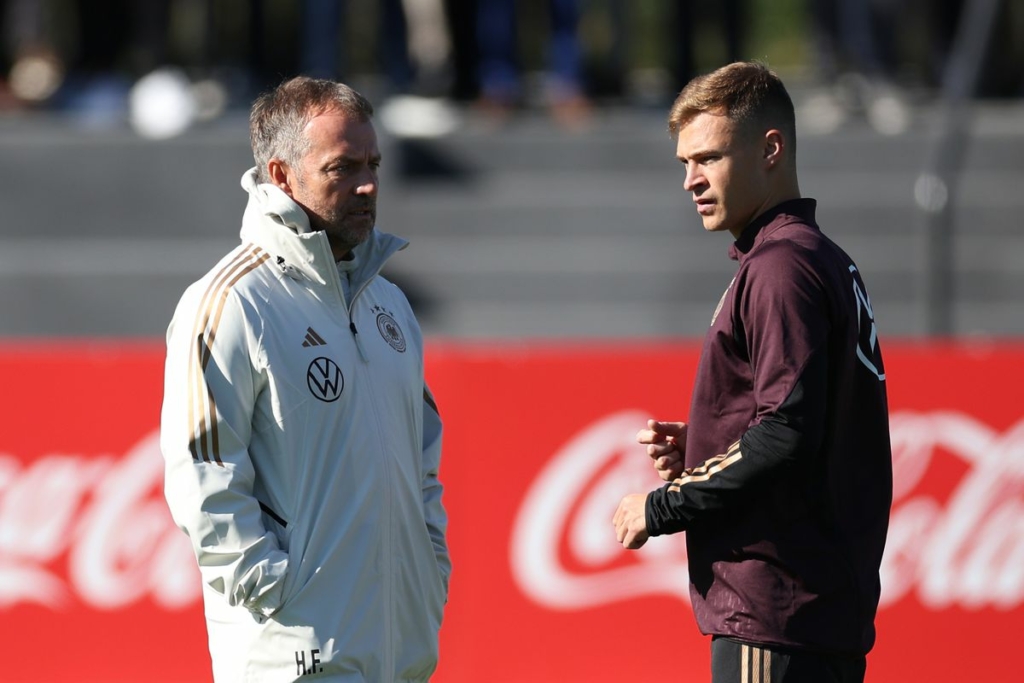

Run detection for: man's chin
[[337, 224, 374, 246], [348, 214, 375, 234], [702, 219, 731, 234], [312, 223, 369, 256], [352, 221, 375, 242]]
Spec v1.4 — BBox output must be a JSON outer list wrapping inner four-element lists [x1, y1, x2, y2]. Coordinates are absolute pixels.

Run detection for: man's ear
[[267, 158, 294, 196], [764, 130, 784, 167]]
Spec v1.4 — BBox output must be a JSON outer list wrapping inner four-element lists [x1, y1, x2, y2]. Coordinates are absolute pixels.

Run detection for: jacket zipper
[[338, 244, 395, 677], [353, 341, 395, 679], [349, 320, 369, 362], [340, 247, 384, 365]]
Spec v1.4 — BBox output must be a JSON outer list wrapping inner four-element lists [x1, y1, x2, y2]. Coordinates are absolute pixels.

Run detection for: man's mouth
[[695, 199, 714, 215]]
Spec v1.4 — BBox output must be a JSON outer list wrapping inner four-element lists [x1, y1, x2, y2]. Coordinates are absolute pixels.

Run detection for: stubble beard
[[309, 204, 376, 255]]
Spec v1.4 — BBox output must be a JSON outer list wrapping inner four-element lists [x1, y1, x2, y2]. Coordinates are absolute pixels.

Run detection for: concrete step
[[0, 100, 1022, 339]]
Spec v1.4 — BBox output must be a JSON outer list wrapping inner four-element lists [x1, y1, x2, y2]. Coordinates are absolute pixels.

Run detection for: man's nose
[[682, 164, 701, 192], [355, 171, 377, 195]]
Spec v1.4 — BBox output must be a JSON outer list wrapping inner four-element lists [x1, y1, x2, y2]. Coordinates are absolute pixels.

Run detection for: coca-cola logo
[[511, 411, 688, 610], [511, 409, 1024, 612], [5, 410, 1022, 616], [883, 411, 1024, 609], [0, 430, 199, 610]]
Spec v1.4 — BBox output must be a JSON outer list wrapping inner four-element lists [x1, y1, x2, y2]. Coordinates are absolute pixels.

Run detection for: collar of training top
[[729, 198, 819, 262]]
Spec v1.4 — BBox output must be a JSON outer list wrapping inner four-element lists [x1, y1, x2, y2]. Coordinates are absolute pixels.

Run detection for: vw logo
[[307, 357, 344, 402]]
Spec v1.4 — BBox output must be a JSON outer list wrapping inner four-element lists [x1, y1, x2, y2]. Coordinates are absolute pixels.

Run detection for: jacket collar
[[238, 168, 407, 292], [728, 198, 818, 263]]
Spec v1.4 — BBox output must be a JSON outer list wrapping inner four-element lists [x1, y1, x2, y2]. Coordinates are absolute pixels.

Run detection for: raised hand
[[637, 419, 687, 481]]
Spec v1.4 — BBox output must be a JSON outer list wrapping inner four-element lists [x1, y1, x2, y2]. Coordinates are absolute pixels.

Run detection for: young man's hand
[[613, 493, 650, 549], [637, 419, 687, 481]]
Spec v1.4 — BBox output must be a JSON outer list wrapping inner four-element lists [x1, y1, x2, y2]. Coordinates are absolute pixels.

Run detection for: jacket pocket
[[256, 499, 300, 610], [258, 500, 288, 530]]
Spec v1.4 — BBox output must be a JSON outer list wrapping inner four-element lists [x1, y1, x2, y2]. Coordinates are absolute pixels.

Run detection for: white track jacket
[[160, 169, 449, 682]]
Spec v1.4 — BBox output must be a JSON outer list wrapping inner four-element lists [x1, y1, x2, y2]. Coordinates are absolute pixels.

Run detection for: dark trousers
[[711, 637, 867, 683]]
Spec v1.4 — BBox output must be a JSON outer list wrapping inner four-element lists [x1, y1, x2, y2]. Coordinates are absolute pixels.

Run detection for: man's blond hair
[[668, 61, 796, 154]]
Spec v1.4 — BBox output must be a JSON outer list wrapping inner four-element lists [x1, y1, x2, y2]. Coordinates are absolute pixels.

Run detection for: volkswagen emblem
[[307, 357, 344, 402]]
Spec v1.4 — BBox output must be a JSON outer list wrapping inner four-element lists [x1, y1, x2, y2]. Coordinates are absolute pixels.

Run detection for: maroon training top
[[645, 198, 892, 655]]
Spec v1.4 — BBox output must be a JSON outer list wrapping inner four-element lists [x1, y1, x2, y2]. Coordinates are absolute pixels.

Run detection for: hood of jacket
[[239, 167, 407, 296]]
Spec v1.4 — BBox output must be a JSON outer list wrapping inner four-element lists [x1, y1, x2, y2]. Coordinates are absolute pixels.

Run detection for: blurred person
[[1, 0, 167, 113], [803, 0, 910, 133], [301, 0, 452, 97], [402, 0, 455, 95], [443, 0, 479, 100], [2, 0, 201, 134], [301, 0, 413, 91], [613, 62, 892, 682], [160, 77, 450, 682], [921, 0, 964, 89], [670, 0, 746, 91], [807, 0, 900, 82], [1, 0, 58, 106], [199, 1, 306, 100], [921, 0, 1023, 98], [300, 0, 460, 138], [594, 0, 745, 107], [56, 0, 172, 117], [475, 0, 591, 126]]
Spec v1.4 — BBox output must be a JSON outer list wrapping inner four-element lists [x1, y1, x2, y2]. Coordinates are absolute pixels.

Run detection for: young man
[[613, 62, 892, 683], [160, 77, 450, 682]]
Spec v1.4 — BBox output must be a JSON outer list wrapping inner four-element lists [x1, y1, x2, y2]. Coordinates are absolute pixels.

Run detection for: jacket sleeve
[[160, 283, 289, 619], [645, 352, 827, 535], [646, 242, 829, 536], [421, 383, 450, 595]]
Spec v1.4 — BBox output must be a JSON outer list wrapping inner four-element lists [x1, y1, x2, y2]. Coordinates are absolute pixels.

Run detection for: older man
[[161, 77, 449, 682]]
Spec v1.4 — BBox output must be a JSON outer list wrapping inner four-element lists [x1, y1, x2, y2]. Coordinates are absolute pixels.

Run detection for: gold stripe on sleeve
[[667, 441, 743, 493], [186, 245, 268, 465]]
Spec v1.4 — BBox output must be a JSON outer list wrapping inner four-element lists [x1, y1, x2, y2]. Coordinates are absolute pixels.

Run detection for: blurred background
[[1, 0, 1022, 340], [2, 4, 1023, 682]]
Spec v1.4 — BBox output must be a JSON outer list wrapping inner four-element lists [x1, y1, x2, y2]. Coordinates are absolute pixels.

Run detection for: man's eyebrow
[[323, 152, 382, 166], [678, 147, 722, 162], [323, 154, 354, 166]]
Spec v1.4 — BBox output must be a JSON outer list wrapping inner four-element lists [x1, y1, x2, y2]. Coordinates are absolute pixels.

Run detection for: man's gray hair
[[249, 77, 374, 183]]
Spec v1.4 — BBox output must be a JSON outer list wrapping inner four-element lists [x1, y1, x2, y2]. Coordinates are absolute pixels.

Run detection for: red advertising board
[[1, 341, 1021, 682]]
